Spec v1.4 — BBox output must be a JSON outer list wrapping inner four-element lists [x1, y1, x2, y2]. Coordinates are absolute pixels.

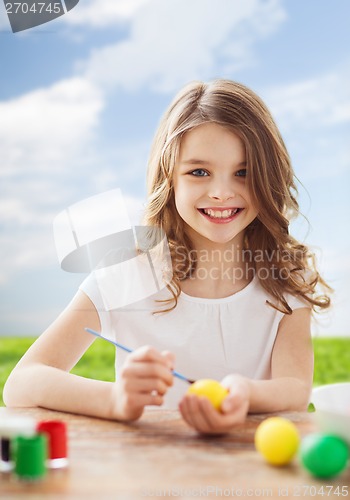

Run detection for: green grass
[[0, 337, 349, 407], [0, 337, 115, 406], [312, 337, 350, 386]]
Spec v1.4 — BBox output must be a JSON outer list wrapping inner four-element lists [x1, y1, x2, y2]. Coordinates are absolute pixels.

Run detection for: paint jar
[[0, 417, 37, 472], [14, 434, 47, 481], [37, 420, 68, 468]]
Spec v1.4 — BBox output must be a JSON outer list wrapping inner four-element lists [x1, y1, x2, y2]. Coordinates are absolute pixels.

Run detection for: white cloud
[[0, 178, 69, 284], [83, 0, 286, 93], [302, 243, 350, 337], [312, 269, 350, 337], [64, 0, 152, 27], [0, 68, 147, 284], [259, 65, 350, 181], [0, 76, 105, 283], [315, 245, 350, 277], [0, 77, 104, 176], [0, 228, 54, 284], [263, 68, 350, 131], [0, 175, 68, 227]]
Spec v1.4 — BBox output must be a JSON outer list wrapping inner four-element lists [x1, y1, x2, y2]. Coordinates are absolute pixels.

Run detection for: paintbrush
[[85, 327, 194, 384]]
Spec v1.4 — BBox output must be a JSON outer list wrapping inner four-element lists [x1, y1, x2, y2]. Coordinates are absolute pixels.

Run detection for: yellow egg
[[187, 379, 228, 410], [254, 417, 300, 466]]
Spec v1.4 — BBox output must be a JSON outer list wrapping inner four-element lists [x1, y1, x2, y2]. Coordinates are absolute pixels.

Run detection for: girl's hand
[[179, 375, 251, 435], [110, 346, 175, 421]]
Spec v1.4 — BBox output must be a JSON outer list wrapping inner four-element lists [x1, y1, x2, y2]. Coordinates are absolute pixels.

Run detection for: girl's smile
[[197, 206, 244, 223], [173, 122, 258, 248]]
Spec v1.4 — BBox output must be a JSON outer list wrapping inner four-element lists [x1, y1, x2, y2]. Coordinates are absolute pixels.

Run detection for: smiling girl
[[4, 80, 331, 434]]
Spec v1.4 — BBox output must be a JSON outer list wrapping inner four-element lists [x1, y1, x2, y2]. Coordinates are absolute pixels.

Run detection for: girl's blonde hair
[[143, 79, 331, 314]]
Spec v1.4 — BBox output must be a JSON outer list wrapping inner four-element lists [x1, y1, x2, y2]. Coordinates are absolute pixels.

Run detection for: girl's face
[[173, 123, 258, 249]]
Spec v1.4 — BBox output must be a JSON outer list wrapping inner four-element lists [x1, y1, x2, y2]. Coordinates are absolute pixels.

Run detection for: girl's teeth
[[203, 208, 239, 218]]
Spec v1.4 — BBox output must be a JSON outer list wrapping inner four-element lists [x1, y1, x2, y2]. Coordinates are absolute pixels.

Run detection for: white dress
[[79, 273, 309, 409]]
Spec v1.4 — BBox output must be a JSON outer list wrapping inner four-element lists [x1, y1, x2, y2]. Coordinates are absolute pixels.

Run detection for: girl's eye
[[236, 169, 247, 178], [189, 169, 209, 177]]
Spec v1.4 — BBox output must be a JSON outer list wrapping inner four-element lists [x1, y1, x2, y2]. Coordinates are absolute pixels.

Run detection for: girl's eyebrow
[[180, 158, 211, 165], [180, 158, 247, 167]]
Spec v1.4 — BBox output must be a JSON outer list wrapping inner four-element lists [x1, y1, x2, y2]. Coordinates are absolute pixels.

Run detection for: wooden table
[[0, 407, 349, 499]]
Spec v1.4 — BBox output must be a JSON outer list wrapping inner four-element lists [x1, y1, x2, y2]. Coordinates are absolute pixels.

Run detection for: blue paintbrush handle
[[85, 328, 132, 352], [85, 327, 193, 384]]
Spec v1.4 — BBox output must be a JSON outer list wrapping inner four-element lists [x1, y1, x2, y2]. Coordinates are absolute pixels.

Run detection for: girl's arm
[[246, 306, 313, 412], [179, 307, 313, 434], [3, 291, 174, 421]]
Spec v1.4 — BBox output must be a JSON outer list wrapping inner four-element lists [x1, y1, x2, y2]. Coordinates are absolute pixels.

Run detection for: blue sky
[[0, 0, 349, 336]]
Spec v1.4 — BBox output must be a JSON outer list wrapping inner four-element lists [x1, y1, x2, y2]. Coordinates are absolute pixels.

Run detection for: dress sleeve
[[285, 293, 312, 310], [79, 273, 113, 337]]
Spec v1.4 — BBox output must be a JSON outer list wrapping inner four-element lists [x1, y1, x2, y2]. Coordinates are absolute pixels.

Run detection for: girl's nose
[[208, 179, 235, 202]]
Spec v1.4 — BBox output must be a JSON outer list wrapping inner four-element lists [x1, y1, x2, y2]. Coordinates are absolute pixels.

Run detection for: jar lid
[[0, 417, 37, 438]]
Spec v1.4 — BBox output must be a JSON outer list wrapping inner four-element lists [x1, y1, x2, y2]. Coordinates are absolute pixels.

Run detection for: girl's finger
[[130, 345, 172, 367], [121, 360, 174, 386], [185, 395, 213, 433], [179, 396, 200, 429], [198, 397, 248, 431], [161, 350, 176, 370], [178, 398, 192, 426], [126, 377, 169, 396], [183, 395, 245, 434], [125, 391, 164, 408]]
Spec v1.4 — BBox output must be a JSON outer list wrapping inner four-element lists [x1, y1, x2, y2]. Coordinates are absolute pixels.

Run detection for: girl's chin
[[182, 222, 245, 247], [190, 231, 244, 247]]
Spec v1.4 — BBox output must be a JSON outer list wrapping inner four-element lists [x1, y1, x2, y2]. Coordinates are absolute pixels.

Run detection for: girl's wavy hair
[[143, 79, 332, 314]]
